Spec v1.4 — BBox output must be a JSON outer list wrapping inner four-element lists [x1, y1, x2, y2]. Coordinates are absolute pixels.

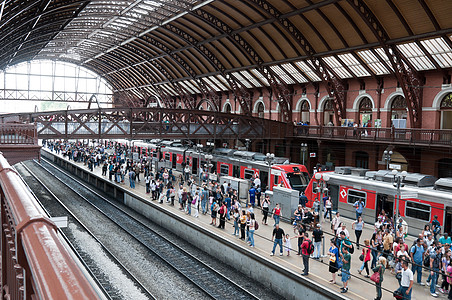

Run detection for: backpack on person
[[254, 221, 259, 230], [423, 255, 431, 267], [308, 240, 314, 255], [349, 242, 355, 254], [219, 206, 224, 215]]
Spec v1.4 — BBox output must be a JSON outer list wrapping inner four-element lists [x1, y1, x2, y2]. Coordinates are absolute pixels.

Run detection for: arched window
[[323, 99, 334, 125], [440, 93, 452, 129], [359, 97, 372, 126], [224, 103, 232, 113], [391, 95, 407, 120], [299, 100, 310, 123], [257, 102, 264, 118]]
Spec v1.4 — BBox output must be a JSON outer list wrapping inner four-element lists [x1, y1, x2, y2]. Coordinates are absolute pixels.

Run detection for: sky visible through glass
[[0, 60, 113, 113]]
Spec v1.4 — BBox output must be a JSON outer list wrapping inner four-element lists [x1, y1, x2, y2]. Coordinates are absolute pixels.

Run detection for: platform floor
[[42, 149, 444, 300]]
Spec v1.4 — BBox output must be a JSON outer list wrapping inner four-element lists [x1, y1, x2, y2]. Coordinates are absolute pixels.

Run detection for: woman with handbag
[[328, 239, 339, 284], [358, 239, 371, 278], [371, 256, 386, 300]]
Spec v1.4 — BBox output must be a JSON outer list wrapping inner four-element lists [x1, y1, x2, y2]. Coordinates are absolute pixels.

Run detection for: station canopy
[[1, 0, 452, 100]]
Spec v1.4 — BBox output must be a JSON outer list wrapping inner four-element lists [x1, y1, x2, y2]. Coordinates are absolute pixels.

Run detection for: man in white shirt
[[400, 259, 413, 299], [253, 175, 261, 188], [336, 223, 350, 238]]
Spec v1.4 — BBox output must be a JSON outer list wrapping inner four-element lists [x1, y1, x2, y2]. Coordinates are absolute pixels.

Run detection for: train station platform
[[40, 148, 438, 300]]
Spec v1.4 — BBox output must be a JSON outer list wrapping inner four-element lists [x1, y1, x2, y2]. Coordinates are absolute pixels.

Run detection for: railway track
[[34, 158, 260, 300], [18, 162, 156, 300]]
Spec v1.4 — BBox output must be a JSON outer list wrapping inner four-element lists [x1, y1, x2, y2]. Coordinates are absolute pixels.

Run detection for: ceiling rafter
[[345, 0, 424, 128]]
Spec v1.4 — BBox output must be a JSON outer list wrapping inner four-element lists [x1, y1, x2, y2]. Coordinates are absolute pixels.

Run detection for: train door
[[376, 194, 394, 220], [192, 157, 198, 174], [445, 207, 452, 235], [172, 154, 177, 169], [261, 170, 269, 189], [329, 184, 339, 211], [233, 165, 240, 178]]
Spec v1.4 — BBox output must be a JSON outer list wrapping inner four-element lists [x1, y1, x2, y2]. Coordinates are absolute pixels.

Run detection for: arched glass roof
[[1, 0, 452, 105], [0, 60, 113, 113]]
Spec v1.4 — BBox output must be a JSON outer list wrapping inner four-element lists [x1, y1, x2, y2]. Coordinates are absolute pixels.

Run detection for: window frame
[[346, 189, 367, 206], [405, 201, 431, 222], [220, 164, 229, 175], [244, 169, 255, 180]]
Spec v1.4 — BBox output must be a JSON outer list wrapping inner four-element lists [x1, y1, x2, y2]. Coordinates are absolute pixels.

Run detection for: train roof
[[325, 167, 452, 200]]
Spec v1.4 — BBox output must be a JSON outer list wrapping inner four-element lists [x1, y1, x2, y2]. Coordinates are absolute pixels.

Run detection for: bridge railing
[[294, 125, 452, 146], [0, 123, 37, 144], [0, 154, 101, 299]]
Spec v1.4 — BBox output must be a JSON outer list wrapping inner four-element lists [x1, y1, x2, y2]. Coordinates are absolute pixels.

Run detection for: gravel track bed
[[37, 159, 281, 300], [19, 161, 209, 300]]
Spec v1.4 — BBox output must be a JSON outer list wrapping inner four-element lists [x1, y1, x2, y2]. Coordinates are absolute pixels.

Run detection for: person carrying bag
[[371, 256, 386, 300]]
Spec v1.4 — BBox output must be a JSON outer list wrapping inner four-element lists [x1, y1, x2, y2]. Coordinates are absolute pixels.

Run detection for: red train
[[304, 167, 452, 235], [114, 139, 310, 192]]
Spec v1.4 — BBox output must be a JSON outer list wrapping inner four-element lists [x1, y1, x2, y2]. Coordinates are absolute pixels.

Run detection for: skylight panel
[[208, 75, 228, 91], [231, 72, 253, 88], [322, 56, 352, 78], [250, 69, 270, 86], [294, 61, 321, 81], [269, 65, 295, 84], [178, 81, 194, 94], [163, 83, 177, 96], [188, 80, 201, 93], [357, 50, 389, 75], [396, 42, 435, 71], [280, 63, 308, 83], [337, 53, 370, 77], [420, 38, 452, 68], [240, 70, 263, 87]]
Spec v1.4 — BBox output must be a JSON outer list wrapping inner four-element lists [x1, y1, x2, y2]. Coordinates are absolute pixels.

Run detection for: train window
[[347, 190, 367, 205], [312, 182, 318, 194], [220, 164, 229, 175], [164, 153, 170, 161], [244, 169, 254, 180], [405, 201, 430, 221]]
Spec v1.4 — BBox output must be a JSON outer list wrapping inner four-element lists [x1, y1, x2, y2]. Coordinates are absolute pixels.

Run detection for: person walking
[[262, 195, 270, 225], [328, 239, 339, 284], [218, 201, 227, 229], [272, 203, 281, 226], [332, 212, 341, 233], [271, 224, 285, 256], [301, 232, 311, 276], [358, 239, 371, 278], [399, 260, 414, 300], [372, 256, 386, 300], [353, 198, 364, 220], [340, 246, 351, 294], [192, 191, 200, 218], [324, 196, 332, 221], [312, 224, 323, 259], [410, 238, 425, 286], [429, 246, 442, 297], [239, 210, 247, 240], [352, 216, 364, 249], [248, 213, 256, 247]]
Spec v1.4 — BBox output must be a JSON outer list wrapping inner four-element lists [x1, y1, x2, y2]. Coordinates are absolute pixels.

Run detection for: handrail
[[0, 123, 37, 145], [293, 125, 452, 146], [0, 153, 101, 299]]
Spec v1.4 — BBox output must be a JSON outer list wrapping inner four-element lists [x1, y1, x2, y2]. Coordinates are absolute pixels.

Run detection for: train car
[[118, 140, 310, 192], [305, 167, 452, 235]]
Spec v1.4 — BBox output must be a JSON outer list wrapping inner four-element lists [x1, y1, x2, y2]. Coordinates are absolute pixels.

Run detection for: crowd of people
[[44, 140, 452, 300]]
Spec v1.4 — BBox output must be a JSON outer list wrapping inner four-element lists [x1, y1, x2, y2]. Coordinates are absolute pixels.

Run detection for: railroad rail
[[0, 153, 101, 299], [38, 156, 260, 300], [18, 161, 155, 300]]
